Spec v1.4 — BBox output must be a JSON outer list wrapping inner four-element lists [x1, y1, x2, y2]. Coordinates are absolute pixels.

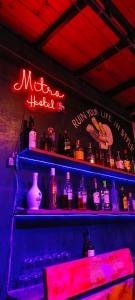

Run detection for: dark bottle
[[62, 130, 72, 157], [86, 143, 95, 164], [20, 119, 29, 150], [46, 127, 55, 152], [116, 151, 124, 170], [78, 176, 87, 209], [82, 230, 95, 258], [123, 149, 131, 172], [92, 178, 100, 210], [28, 117, 36, 148], [131, 157, 135, 174], [62, 172, 73, 209], [106, 147, 115, 168], [101, 180, 111, 210], [99, 149, 105, 166], [95, 149, 100, 165], [49, 168, 57, 209], [119, 186, 128, 211], [74, 139, 84, 160]]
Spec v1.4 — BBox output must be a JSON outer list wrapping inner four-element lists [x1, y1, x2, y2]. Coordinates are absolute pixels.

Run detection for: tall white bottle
[[27, 173, 42, 210]]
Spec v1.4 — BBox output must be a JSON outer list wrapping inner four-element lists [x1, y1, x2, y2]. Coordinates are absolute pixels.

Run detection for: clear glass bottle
[[78, 176, 87, 209], [101, 180, 111, 210], [74, 139, 84, 160], [92, 178, 100, 211], [110, 181, 119, 211], [86, 143, 95, 164], [27, 173, 42, 210], [49, 168, 57, 209], [62, 172, 73, 209]]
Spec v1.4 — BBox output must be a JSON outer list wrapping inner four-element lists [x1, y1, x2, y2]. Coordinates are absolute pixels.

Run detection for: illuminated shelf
[[17, 148, 135, 182], [15, 209, 135, 228]]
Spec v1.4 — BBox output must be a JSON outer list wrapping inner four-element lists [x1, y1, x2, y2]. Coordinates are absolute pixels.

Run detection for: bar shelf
[[17, 148, 135, 183]]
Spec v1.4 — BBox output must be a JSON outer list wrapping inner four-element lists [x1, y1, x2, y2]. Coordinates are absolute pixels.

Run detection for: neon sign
[[13, 69, 65, 112]]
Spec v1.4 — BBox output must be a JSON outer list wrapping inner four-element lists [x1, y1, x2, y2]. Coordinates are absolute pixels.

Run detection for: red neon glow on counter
[[13, 69, 65, 111]]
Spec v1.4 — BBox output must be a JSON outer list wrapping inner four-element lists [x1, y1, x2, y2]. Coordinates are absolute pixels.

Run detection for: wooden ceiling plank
[[75, 39, 128, 75], [34, 0, 86, 48]]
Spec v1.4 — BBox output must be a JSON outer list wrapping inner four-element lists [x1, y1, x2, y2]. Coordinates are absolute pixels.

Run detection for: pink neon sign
[[13, 69, 65, 111]]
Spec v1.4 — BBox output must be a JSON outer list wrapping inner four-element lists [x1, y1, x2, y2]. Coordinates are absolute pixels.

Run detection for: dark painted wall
[[0, 56, 135, 299]]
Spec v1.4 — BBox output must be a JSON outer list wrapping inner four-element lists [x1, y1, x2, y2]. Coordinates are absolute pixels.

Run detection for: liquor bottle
[[101, 180, 111, 210], [92, 178, 100, 210], [95, 149, 100, 165], [86, 143, 95, 164], [131, 157, 135, 174], [46, 127, 55, 152], [27, 173, 42, 210], [82, 230, 95, 257], [20, 119, 29, 150], [106, 147, 115, 168], [116, 151, 124, 170], [28, 117, 36, 148], [74, 139, 84, 160], [128, 192, 133, 211], [49, 168, 57, 209], [123, 149, 131, 172], [62, 130, 72, 156], [62, 172, 73, 209], [99, 149, 105, 166], [110, 181, 119, 211], [119, 186, 128, 211], [78, 176, 87, 209]]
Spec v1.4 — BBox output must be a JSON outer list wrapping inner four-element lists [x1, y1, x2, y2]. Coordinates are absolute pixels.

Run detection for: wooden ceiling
[[0, 0, 135, 109]]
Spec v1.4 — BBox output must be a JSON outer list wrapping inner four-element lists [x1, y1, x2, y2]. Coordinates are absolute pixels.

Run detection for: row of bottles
[[19, 117, 135, 174], [26, 168, 135, 212]]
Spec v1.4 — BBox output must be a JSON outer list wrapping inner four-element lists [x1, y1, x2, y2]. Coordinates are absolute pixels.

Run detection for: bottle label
[[67, 191, 73, 201], [74, 150, 84, 160], [123, 196, 128, 209], [104, 192, 110, 204], [29, 131, 36, 148], [82, 192, 87, 203], [93, 192, 100, 204], [116, 160, 124, 169], [88, 249, 95, 257], [110, 158, 115, 167], [52, 185, 57, 194], [64, 141, 71, 150], [124, 160, 131, 171]]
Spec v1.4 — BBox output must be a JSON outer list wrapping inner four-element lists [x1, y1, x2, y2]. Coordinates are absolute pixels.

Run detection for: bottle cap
[[50, 168, 55, 176], [66, 172, 70, 180]]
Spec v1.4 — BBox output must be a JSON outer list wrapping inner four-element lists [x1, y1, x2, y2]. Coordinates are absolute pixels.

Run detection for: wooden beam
[[106, 77, 135, 97]]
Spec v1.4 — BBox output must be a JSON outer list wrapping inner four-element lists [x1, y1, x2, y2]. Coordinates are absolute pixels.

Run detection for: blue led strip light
[[18, 156, 135, 183]]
